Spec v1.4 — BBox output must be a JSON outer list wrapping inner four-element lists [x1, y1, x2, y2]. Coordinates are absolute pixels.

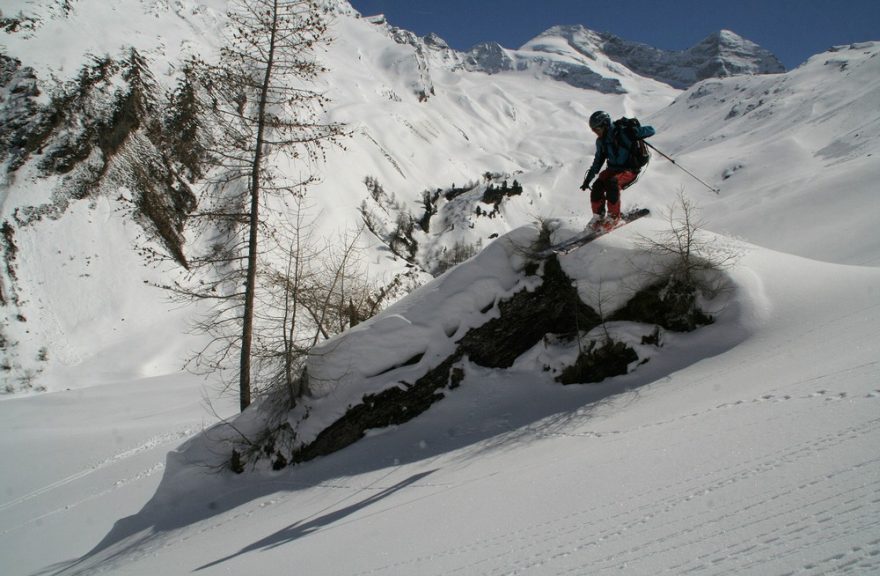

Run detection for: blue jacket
[[585, 123, 655, 184]]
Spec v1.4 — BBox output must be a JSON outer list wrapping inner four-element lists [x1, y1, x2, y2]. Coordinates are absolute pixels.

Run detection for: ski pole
[[646, 141, 720, 195]]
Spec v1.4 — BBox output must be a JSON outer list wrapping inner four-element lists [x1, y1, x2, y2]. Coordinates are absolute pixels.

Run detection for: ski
[[538, 208, 650, 257]]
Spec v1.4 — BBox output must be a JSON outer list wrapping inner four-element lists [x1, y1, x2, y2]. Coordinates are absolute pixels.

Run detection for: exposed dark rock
[[464, 42, 515, 74], [557, 340, 638, 385], [290, 256, 601, 464], [611, 278, 713, 332], [293, 355, 458, 464], [458, 257, 598, 367], [282, 250, 717, 468]]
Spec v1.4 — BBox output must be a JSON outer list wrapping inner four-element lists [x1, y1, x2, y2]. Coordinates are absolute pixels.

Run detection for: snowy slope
[[1, 1, 879, 575], [0, 0, 229, 390], [647, 41, 880, 266], [0, 0, 229, 78], [305, 11, 679, 238], [6, 228, 878, 576], [0, 0, 678, 392]]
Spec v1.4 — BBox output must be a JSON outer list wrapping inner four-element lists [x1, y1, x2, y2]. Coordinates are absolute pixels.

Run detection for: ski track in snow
[[347, 394, 880, 575], [0, 425, 199, 536], [81, 361, 878, 576], [47, 338, 879, 576], [2, 462, 167, 537]]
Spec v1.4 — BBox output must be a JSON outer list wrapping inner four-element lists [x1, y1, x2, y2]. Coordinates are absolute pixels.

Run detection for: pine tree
[[179, 0, 344, 411]]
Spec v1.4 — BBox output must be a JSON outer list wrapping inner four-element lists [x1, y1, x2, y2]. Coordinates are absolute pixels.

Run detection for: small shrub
[[631, 191, 738, 330]]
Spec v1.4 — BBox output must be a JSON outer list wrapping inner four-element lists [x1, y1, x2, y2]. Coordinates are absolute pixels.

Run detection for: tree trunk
[[239, 0, 279, 412]]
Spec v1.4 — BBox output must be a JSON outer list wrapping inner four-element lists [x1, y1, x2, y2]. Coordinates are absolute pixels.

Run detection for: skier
[[579, 111, 655, 230]]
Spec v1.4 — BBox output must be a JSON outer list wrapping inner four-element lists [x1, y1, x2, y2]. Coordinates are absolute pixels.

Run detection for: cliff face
[[0, 50, 198, 267]]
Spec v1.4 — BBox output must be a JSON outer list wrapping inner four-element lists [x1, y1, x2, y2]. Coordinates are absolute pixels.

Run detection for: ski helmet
[[589, 111, 611, 131]]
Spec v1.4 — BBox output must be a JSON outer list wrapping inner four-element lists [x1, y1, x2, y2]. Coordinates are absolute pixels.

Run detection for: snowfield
[[7, 242, 878, 575], [1, 1, 879, 575]]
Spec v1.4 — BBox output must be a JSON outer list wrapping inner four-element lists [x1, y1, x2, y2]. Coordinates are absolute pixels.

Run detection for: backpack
[[613, 117, 650, 171]]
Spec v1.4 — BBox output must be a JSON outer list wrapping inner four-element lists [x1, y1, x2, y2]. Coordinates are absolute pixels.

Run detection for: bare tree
[[638, 190, 739, 291], [632, 190, 740, 330], [258, 203, 385, 409], [178, 0, 345, 411]]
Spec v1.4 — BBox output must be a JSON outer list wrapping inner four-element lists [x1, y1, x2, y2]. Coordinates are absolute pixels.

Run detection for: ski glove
[[580, 178, 592, 191]]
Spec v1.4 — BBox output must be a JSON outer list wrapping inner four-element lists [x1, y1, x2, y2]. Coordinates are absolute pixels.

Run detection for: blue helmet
[[589, 110, 611, 130]]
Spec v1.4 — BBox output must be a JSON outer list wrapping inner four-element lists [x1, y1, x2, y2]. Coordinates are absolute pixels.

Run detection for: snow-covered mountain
[[596, 28, 786, 89], [463, 26, 785, 91], [374, 20, 785, 92], [0, 0, 786, 392], [1, 1, 880, 574]]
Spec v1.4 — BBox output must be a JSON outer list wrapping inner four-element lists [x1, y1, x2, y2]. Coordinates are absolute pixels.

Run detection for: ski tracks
[[351, 377, 880, 575], [0, 426, 198, 536]]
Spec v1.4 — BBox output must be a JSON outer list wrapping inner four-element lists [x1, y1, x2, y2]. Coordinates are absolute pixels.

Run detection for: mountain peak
[[697, 29, 762, 51], [506, 25, 784, 89], [715, 29, 745, 40], [686, 29, 786, 83], [592, 28, 784, 88]]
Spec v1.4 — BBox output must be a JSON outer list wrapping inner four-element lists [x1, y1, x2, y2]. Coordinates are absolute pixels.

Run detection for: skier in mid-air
[[580, 111, 655, 230]]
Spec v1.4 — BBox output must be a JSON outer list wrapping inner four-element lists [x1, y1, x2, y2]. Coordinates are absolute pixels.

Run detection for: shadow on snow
[[39, 296, 751, 575]]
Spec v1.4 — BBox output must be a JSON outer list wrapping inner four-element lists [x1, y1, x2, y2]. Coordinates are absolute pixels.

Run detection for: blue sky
[[347, 0, 879, 70]]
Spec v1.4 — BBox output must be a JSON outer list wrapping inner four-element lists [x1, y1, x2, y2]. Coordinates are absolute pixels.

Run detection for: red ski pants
[[591, 169, 638, 217]]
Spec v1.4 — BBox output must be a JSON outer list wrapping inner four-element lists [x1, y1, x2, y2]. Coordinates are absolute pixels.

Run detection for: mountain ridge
[[366, 16, 785, 90]]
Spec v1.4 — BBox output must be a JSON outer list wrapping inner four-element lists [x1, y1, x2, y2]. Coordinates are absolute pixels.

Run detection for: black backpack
[[613, 117, 650, 171]]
